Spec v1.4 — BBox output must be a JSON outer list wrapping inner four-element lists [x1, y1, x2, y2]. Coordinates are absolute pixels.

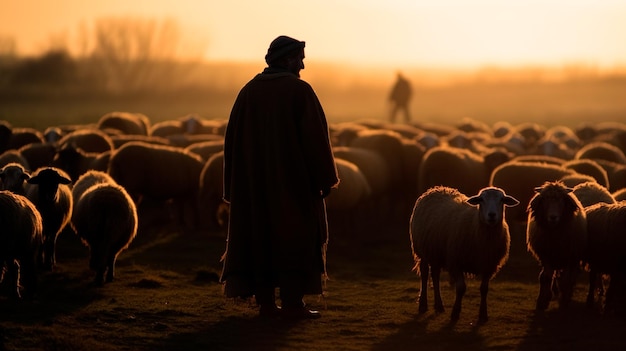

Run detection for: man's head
[[265, 35, 305, 76]]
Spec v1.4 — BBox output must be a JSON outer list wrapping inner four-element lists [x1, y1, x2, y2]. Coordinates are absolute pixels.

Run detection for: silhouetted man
[[389, 72, 412, 123], [221, 35, 339, 320]]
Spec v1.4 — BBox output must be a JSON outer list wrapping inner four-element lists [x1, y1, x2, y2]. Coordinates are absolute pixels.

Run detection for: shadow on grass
[[371, 312, 486, 351], [156, 315, 303, 351], [517, 302, 626, 351]]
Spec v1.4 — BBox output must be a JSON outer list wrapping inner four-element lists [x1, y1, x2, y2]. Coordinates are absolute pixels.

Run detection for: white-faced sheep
[[26, 167, 73, 271], [107, 141, 204, 227], [0, 163, 30, 195], [410, 186, 519, 323], [71, 177, 138, 285], [584, 201, 626, 313], [0, 190, 43, 299], [526, 181, 587, 311]]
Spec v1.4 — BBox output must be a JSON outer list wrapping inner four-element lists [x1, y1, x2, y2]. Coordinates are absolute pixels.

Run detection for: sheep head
[[27, 167, 72, 202], [528, 181, 581, 227], [467, 186, 519, 226], [0, 163, 30, 194]]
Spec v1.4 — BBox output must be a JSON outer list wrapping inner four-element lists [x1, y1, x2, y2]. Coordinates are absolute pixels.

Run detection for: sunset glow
[[2, 0, 626, 68]]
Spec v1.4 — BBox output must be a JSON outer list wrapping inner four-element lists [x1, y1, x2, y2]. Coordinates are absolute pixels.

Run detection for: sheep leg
[[418, 261, 429, 313], [586, 269, 597, 308], [7, 259, 21, 299], [43, 235, 58, 271], [557, 266, 578, 309], [431, 266, 444, 313], [19, 254, 38, 300], [105, 255, 117, 283], [451, 273, 466, 321], [478, 276, 490, 324], [536, 267, 554, 311]]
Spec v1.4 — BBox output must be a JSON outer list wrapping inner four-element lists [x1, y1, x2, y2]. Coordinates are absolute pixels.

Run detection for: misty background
[[2, 16, 626, 129]]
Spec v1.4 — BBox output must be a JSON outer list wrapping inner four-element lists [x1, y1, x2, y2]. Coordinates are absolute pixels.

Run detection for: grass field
[[1, 78, 626, 350], [1, 208, 625, 351]]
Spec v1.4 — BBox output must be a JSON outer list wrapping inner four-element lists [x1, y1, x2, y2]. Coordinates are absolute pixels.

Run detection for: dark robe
[[221, 69, 339, 298]]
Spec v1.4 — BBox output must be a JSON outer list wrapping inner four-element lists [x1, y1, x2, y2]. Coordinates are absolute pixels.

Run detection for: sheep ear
[[58, 175, 72, 184], [467, 195, 482, 206], [504, 195, 520, 207], [534, 186, 542, 193], [27, 175, 40, 184]]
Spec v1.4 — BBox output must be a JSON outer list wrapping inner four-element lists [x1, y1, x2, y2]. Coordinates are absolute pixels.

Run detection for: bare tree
[[87, 16, 201, 93]]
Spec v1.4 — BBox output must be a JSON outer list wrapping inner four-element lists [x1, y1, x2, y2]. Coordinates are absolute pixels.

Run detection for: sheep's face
[[0, 165, 29, 193], [467, 187, 519, 226], [27, 168, 72, 202], [529, 182, 579, 227]]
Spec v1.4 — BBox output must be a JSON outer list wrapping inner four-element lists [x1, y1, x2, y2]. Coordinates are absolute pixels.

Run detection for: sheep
[[562, 159, 610, 189], [0, 149, 30, 169], [490, 161, 577, 223], [575, 141, 626, 164], [0, 190, 43, 299], [419, 146, 511, 196], [107, 141, 204, 227], [584, 202, 626, 313], [184, 140, 224, 162], [325, 158, 371, 212], [71, 178, 138, 285], [559, 173, 599, 189], [526, 181, 587, 311], [51, 143, 108, 182], [594, 159, 626, 192], [6, 127, 44, 150], [197, 151, 228, 231], [71, 170, 117, 209], [110, 134, 171, 149], [0, 120, 12, 152], [57, 128, 114, 153], [26, 167, 73, 271], [571, 181, 616, 208], [612, 188, 626, 202], [18, 142, 57, 171], [97, 111, 151, 136], [43, 126, 63, 143], [0, 162, 30, 195], [410, 186, 519, 323], [149, 114, 210, 137]]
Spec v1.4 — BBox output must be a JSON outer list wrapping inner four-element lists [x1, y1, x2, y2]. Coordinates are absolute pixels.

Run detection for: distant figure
[[221, 35, 340, 320], [388, 72, 412, 123]]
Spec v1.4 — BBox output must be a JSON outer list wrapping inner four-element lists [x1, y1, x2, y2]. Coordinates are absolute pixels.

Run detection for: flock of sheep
[[1, 112, 626, 324]]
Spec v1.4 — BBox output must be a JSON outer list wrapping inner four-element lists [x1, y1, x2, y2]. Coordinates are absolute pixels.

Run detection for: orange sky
[[2, 0, 626, 69]]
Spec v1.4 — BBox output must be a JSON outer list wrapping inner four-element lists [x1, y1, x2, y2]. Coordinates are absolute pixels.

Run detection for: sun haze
[[2, 0, 626, 69]]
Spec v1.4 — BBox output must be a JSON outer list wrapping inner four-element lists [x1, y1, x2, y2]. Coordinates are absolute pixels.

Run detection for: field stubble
[[1, 209, 625, 351]]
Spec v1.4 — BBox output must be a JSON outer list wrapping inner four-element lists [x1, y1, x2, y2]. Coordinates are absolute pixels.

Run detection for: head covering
[[265, 35, 305, 66]]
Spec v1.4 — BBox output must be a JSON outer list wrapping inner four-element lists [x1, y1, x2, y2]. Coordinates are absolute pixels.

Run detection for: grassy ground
[[1, 211, 625, 351]]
